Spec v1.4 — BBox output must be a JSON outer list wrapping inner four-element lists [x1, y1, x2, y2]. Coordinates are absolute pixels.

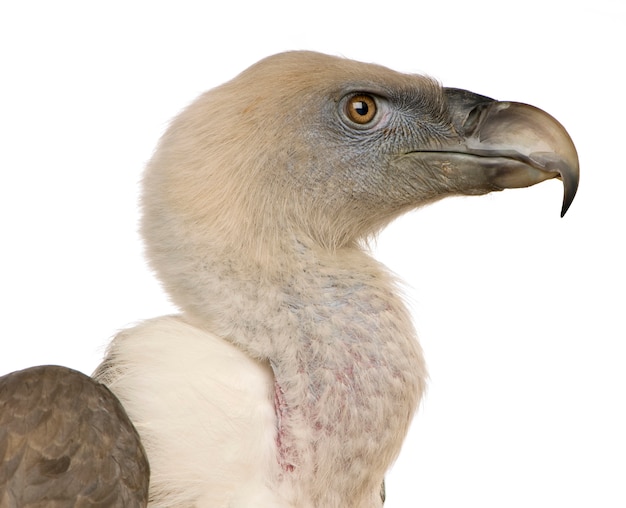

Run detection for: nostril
[[443, 87, 495, 134], [462, 103, 489, 135]]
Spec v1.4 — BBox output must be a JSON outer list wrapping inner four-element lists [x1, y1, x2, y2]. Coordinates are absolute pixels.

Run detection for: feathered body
[[0, 51, 577, 507]]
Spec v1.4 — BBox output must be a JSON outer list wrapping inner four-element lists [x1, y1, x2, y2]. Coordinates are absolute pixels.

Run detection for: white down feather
[[99, 316, 290, 507]]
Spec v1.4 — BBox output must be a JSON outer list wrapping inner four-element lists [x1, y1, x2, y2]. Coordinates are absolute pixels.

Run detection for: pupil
[[354, 101, 368, 116]]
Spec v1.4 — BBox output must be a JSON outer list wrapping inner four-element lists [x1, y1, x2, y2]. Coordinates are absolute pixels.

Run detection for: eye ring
[[344, 94, 378, 126]]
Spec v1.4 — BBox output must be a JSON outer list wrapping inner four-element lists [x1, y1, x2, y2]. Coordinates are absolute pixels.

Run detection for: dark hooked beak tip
[[557, 159, 579, 217]]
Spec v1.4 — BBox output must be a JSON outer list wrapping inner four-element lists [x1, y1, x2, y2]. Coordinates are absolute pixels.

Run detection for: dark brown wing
[[0, 365, 149, 507]]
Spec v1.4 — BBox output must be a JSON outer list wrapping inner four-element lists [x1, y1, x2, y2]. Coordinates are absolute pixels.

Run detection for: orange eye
[[345, 94, 377, 125]]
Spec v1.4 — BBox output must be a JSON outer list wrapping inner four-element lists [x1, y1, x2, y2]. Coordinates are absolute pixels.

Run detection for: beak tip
[[560, 203, 569, 218], [559, 163, 580, 218], [560, 188, 577, 217]]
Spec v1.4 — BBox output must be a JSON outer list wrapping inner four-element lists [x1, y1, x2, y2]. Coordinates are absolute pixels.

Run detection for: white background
[[1, 1, 624, 506]]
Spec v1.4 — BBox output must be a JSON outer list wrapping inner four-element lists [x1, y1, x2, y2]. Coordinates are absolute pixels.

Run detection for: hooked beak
[[416, 88, 580, 217]]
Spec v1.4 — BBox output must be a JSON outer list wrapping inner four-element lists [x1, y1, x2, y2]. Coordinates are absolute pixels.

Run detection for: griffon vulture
[[0, 51, 579, 507]]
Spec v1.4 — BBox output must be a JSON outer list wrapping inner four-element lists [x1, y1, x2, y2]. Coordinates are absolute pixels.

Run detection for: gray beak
[[443, 88, 580, 217]]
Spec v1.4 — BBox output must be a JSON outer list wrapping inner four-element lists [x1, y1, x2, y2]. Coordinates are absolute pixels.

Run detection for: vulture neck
[[184, 236, 425, 505]]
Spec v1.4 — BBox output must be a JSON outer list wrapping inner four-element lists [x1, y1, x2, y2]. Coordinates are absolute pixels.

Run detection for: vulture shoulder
[[0, 365, 149, 506]]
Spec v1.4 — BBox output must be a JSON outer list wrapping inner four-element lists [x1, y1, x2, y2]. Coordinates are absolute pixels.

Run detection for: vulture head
[[144, 50, 577, 315]]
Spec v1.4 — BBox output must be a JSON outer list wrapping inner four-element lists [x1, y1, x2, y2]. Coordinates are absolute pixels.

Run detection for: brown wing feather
[[0, 365, 149, 506]]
